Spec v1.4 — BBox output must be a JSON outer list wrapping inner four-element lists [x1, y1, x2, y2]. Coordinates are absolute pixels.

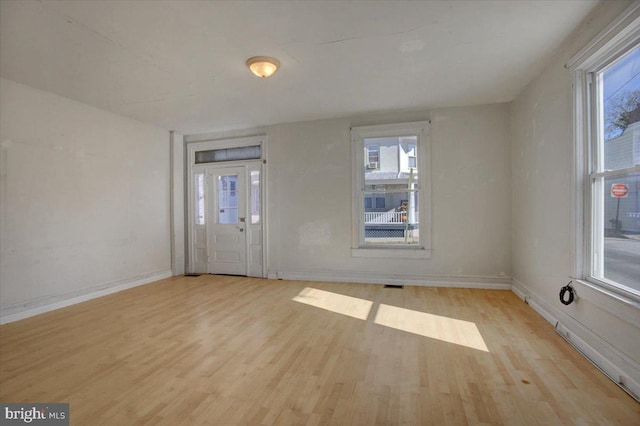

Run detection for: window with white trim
[[351, 121, 431, 258], [573, 10, 640, 300]]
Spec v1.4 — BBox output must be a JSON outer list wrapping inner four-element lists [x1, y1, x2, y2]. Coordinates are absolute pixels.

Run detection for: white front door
[[207, 167, 247, 275]]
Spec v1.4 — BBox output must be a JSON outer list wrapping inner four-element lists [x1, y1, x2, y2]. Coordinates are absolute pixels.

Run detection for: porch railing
[[364, 211, 418, 224]]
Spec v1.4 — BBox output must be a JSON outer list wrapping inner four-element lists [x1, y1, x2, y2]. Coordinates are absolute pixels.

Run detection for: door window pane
[[195, 173, 205, 225], [218, 175, 238, 224], [250, 171, 261, 224]]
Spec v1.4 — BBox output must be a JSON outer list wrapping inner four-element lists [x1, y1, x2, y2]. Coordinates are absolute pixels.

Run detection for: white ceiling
[[0, 0, 599, 135]]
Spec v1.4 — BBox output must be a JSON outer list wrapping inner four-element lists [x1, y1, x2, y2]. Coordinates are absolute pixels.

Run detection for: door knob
[[239, 228, 244, 232]]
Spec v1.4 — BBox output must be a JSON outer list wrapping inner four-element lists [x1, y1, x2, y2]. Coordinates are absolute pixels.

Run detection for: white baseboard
[[511, 284, 526, 301], [267, 270, 512, 290], [0, 270, 172, 325], [512, 279, 640, 402]]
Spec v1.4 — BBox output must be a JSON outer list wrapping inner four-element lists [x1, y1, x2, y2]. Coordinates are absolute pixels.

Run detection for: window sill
[[351, 247, 432, 259], [571, 279, 640, 327], [573, 278, 640, 308]]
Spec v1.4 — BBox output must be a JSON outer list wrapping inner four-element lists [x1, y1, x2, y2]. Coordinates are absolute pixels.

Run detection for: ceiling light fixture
[[246, 56, 280, 78]]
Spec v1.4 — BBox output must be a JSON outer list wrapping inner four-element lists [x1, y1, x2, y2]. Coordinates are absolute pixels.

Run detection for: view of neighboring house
[[604, 120, 640, 234], [363, 137, 419, 242]]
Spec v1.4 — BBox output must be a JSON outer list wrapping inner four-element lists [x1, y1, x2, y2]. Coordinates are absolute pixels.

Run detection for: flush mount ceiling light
[[246, 56, 280, 78]]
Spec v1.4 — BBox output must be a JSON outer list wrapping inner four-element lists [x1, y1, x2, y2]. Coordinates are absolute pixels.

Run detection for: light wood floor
[[1, 276, 638, 425]]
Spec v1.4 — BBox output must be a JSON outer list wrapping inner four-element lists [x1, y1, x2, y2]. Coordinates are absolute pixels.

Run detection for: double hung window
[[351, 122, 431, 258], [572, 10, 640, 300]]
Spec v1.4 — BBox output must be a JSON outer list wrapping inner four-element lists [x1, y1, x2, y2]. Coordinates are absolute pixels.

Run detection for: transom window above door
[[195, 145, 261, 164]]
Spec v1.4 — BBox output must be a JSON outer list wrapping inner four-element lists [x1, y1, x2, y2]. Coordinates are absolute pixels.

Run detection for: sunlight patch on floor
[[292, 287, 373, 320], [374, 303, 489, 352]]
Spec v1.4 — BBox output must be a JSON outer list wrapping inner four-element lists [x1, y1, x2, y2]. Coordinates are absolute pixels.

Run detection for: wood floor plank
[[1, 275, 638, 425]]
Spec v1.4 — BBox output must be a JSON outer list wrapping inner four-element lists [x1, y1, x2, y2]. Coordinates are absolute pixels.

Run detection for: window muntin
[[352, 122, 430, 253], [586, 44, 640, 296]]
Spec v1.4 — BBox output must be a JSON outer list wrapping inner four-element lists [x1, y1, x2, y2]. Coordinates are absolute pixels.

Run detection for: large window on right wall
[[572, 7, 640, 301]]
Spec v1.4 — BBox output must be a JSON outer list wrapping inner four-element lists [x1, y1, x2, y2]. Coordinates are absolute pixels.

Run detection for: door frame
[[186, 135, 268, 277]]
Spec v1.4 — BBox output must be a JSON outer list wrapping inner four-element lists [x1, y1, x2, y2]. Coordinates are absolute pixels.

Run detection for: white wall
[[0, 78, 171, 321], [189, 103, 511, 286], [511, 1, 640, 398]]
